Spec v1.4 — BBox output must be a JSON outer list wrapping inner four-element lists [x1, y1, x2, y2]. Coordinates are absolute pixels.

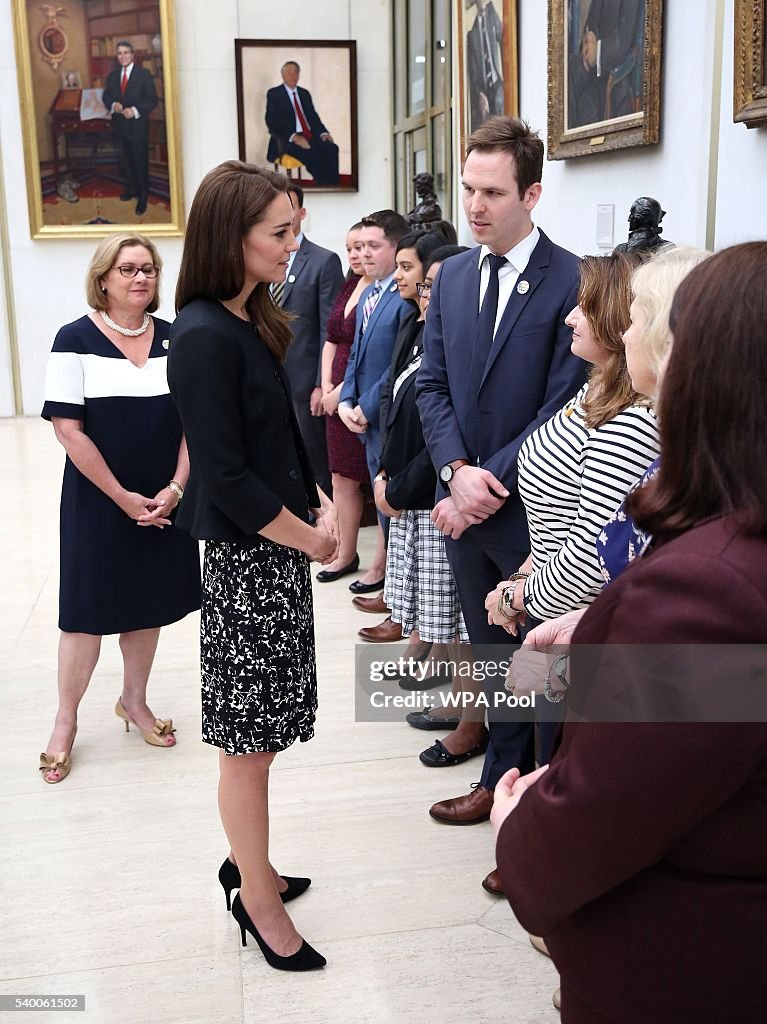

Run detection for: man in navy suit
[[416, 117, 587, 885], [102, 40, 157, 216], [276, 184, 344, 496], [265, 61, 339, 186], [340, 210, 411, 588]]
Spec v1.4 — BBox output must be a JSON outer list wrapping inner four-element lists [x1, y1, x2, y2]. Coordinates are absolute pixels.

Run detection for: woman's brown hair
[[628, 242, 767, 539], [175, 160, 293, 360], [578, 251, 645, 429]]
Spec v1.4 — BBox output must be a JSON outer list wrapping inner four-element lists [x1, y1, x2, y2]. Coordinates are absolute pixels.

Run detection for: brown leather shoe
[[481, 868, 505, 896], [358, 616, 403, 643], [429, 785, 493, 825], [352, 593, 390, 614]]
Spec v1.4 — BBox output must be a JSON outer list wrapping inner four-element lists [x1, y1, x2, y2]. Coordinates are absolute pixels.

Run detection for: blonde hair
[[86, 233, 162, 312], [630, 245, 711, 383]]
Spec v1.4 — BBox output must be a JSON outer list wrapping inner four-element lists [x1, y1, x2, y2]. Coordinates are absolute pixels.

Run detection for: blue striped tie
[[361, 283, 382, 334]]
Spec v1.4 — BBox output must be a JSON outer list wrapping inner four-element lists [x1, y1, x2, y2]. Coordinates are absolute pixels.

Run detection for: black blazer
[[167, 299, 319, 542], [102, 64, 157, 140], [281, 237, 344, 399], [265, 85, 329, 162], [379, 320, 436, 511]]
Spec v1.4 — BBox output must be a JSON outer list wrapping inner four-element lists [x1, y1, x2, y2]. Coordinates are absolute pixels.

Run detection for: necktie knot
[[486, 254, 507, 275]]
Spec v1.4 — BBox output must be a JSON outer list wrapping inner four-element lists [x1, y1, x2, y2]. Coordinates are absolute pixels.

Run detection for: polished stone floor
[[0, 418, 559, 1023]]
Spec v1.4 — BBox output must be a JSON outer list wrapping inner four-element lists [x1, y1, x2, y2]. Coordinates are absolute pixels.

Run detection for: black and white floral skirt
[[200, 538, 317, 755]]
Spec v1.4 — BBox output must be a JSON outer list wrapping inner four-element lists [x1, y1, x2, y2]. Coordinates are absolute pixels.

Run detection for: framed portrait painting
[[547, 0, 663, 160], [734, 0, 767, 128], [11, 0, 184, 238], [235, 39, 358, 192], [456, 0, 519, 152]]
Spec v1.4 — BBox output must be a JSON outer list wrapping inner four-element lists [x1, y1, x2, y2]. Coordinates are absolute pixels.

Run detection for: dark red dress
[[326, 275, 369, 483]]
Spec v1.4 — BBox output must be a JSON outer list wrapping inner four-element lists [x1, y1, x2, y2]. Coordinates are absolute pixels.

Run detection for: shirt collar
[[283, 83, 297, 98], [374, 271, 396, 292], [477, 225, 540, 275], [122, 62, 134, 74]]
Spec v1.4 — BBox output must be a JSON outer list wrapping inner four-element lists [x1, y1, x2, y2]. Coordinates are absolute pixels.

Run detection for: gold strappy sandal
[[114, 699, 176, 747], [39, 752, 72, 784]]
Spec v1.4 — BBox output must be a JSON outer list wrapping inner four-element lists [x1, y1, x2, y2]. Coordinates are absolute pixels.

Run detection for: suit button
[[289, 469, 299, 481]]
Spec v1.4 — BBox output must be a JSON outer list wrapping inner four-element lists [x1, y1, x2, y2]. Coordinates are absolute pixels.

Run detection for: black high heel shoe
[[231, 893, 326, 971], [218, 858, 311, 911]]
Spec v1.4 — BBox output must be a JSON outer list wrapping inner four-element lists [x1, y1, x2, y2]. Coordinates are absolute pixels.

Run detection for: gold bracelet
[[168, 479, 184, 503]]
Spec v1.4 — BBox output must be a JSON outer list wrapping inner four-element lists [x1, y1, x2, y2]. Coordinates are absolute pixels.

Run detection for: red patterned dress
[[325, 274, 369, 483]]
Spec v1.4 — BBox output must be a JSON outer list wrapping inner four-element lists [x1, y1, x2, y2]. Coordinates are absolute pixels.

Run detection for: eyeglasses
[[114, 264, 159, 278], [416, 282, 432, 297]]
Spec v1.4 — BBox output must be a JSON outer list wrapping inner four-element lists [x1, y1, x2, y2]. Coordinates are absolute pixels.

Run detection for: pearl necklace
[[100, 310, 150, 336]]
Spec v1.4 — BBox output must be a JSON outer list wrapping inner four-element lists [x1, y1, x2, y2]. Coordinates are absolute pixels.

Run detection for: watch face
[[439, 464, 453, 483]]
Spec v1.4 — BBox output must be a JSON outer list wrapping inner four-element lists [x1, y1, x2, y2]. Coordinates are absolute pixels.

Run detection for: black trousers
[[283, 139, 339, 186], [446, 530, 535, 789], [117, 132, 150, 202], [292, 395, 331, 498]]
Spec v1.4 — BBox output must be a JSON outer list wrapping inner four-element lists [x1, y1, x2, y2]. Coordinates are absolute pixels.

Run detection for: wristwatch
[[439, 459, 468, 484]]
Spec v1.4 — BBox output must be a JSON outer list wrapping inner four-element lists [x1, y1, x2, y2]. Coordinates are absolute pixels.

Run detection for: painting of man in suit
[[566, 0, 645, 130], [265, 61, 340, 186], [236, 40, 357, 192], [466, 0, 505, 132], [102, 40, 157, 215]]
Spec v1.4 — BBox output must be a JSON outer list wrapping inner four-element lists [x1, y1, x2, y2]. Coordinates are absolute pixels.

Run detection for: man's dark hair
[[287, 184, 304, 208], [465, 116, 544, 199], [361, 209, 410, 245], [116, 40, 134, 53], [282, 60, 300, 73]]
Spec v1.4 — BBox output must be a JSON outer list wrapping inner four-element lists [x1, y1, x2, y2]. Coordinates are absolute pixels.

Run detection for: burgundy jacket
[[497, 515, 767, 1024]]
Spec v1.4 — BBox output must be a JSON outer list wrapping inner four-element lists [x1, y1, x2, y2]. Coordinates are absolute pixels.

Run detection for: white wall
[[0, 0, 392, 415], [714, 0, 767, 246]]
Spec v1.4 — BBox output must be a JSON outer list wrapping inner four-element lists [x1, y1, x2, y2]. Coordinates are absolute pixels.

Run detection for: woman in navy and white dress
[[39, 233, 201, 784]]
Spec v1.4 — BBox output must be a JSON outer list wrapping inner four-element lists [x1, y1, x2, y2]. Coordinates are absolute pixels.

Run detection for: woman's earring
[[101, 286, 107, 294]]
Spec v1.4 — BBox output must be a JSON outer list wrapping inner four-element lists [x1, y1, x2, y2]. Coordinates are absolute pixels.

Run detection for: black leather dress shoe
[[316, 554, 360, 583], [348, 577, 385, 594], [135, 199, 148, 216], [120, 191, 136, 201]]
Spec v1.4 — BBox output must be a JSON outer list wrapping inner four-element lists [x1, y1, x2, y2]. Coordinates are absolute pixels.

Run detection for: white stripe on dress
[[45, 351, 170, 402]]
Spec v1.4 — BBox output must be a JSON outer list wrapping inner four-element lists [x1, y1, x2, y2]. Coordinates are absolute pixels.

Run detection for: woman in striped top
[[486, 252, 659, 632]]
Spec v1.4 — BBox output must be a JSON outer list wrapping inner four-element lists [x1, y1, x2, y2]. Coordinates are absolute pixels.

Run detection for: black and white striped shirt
[[517, 383, 659, 620]]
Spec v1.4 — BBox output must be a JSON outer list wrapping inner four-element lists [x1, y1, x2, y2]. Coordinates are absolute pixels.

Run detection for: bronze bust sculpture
[[407, 172, 442, 229], [614, 197, 672, 254]]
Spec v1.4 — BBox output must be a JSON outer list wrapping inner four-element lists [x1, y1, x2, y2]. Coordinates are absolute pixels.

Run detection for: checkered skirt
[[384, 509, 469, 643]]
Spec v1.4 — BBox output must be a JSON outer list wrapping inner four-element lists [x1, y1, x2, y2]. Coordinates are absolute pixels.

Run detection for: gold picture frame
[[12, 0, 184, 238], [547, 0, 663, 160], [734, 0, 767, 128], [456, 0, 519, 155]]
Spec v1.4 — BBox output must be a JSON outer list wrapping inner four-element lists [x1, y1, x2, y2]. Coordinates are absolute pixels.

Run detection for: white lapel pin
[[162, 339, 169, 349], [288, 274, 296, 284], [517, 280, 530, 295]]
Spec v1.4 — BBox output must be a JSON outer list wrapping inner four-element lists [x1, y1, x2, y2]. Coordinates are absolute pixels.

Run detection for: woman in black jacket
[[167, 161, 338, 972], [375, 245, 487, 766]]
